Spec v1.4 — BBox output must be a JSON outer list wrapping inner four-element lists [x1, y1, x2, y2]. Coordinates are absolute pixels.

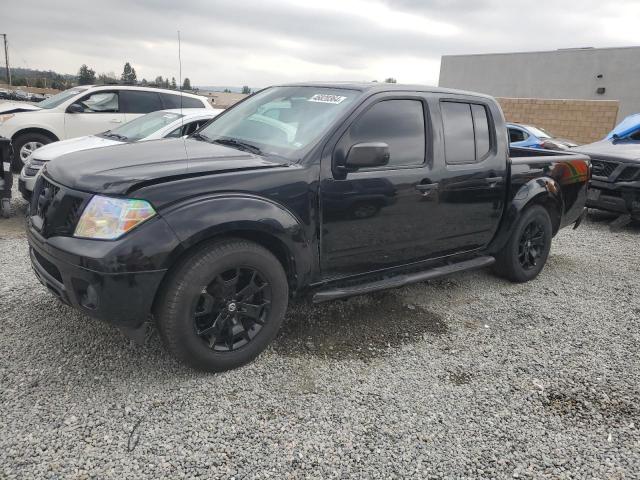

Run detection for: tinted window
[[346, 99, 425, 168], [442, 101, 493, 164], [509, 128, 527, 143], [76, 91, 119, 113], [165, 119, 208, 138], [161, 93, 205, 109], [120, 90, 163, 114], [471, 104, 490, 159], [441, 102, 475, 164]]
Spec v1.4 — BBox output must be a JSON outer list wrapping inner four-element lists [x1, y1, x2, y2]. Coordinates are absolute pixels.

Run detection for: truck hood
[[573, 140, 640, 163], [31, 135, 122, 161], [0, 102, 42, 114], [44, 137, 286, 195]]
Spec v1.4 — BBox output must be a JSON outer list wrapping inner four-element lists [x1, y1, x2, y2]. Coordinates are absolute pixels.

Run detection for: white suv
[[0, 85, 213, 170]]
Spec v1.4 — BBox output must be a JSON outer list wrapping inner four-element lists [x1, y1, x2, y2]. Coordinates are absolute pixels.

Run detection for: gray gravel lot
[[1, 186, 639, 479]]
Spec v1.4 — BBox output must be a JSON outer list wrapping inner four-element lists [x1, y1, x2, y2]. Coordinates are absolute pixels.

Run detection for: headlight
[[74, 195, 156, 240], [0, 113, 15, 124]]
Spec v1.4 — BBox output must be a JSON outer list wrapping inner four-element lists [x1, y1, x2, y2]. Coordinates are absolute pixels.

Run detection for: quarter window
[[441, 101, 493, 164], [161, 93, 206, 109], [343, 99, 426, 168]]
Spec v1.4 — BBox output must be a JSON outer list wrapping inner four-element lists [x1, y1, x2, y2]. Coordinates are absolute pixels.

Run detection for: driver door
[[64, 90, 126, 139]]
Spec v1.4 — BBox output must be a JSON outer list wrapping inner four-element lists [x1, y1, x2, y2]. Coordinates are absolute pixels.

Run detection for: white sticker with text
[[308, 94, 347, 104]]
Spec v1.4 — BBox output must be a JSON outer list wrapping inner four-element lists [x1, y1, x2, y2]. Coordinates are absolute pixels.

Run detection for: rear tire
[[492, 205, 552, 283], [156, 239, 289, 372], [12, 132, 54, 172]]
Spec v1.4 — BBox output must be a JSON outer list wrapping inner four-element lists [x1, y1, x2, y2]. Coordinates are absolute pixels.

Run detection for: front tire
[[492, 205, 552, 283], [156, 239, 289, 372], [12, 132, 54, 172]]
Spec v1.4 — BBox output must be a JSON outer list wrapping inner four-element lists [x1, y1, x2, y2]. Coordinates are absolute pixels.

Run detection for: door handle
[[485, 176, 503, 185], [416, 182, 439, 192], [110, 119, 122, 124]]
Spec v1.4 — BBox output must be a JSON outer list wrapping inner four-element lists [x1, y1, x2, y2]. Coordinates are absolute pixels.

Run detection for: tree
[[223, 88, 231, 93], [97, 72, 117, 85], [35, 78, 45, 88], [241, 85, 251, 94], [121, 62, 137, 85], [153, 76, 164, 87], [78, 64, 96, 85], [171, 77, 177, 89], [182, 77, 192, 90], [163, 78, 170, 89], [140, 78, 148, 86], [384, 77, 397, 84]]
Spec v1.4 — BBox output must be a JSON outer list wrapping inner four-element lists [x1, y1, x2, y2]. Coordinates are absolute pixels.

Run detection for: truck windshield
[[103, 110, 183, 142], [37, 88, 88, 109], [195, 86, 361, 160]]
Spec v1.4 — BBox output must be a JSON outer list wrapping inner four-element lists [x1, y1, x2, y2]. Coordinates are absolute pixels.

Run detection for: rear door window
[[120, 90, 163, 114], [441, 101, 493, 164], [509, 128, 528, 143]]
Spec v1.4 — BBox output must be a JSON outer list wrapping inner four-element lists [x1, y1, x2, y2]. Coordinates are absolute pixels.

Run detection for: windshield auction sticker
[[308, 94, 347, 104]]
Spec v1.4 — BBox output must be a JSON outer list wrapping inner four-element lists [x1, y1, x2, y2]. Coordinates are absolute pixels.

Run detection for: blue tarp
[[605, 113, 640, 140]]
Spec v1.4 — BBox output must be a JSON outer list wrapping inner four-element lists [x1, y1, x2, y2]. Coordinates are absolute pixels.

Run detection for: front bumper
[[587, 179, 640, 217], [27, 217, 181, 328]]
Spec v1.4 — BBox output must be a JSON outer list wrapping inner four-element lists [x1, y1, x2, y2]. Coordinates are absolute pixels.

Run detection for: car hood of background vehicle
[[32, 135, 122, 161], [0, 102, 42, 114], [574, 140, 640, 163], [44, 138, 285, 195]]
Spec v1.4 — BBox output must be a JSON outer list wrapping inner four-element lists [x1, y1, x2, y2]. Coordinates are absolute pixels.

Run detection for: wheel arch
[[157, 195, 314, 296], [489, 177, 563, 254], [12, 127, 59, 143]]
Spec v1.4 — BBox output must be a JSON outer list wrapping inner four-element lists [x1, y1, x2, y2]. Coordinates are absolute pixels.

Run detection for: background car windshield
[[197, 86, 360, 160], [108, 111, 183, 141], [37, 88, 87, 109], [527, 126, 552, 138]]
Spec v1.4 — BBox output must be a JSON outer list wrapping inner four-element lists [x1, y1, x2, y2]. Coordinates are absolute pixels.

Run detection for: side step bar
[[312, 256, 495, 303]]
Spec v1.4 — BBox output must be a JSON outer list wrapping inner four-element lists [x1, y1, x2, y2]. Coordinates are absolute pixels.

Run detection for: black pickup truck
[[27, 83, 590, 371]]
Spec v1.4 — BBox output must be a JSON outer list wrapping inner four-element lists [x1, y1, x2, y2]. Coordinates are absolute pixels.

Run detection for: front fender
[[160, 193, 313, 287]]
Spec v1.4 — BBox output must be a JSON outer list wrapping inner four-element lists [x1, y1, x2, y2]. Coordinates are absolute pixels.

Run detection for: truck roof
[[277, 81, 493, 99]]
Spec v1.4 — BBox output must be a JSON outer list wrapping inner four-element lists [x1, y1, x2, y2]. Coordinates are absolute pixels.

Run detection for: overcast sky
[[2, 0, 639, 87]]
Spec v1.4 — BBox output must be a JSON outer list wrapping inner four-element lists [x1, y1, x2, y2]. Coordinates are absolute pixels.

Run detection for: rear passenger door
[[120, 90, 164, 122], [427, 97, 507, 252]]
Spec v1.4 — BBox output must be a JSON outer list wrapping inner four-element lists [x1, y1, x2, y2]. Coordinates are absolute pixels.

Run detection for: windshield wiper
[[212, 137, 262, 155], [102, 131, 128, 141], [192, 132, 211, 142]]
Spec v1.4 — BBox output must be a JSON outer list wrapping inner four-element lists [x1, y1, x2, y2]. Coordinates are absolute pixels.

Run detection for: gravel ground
[[1, 185, 639, 479]]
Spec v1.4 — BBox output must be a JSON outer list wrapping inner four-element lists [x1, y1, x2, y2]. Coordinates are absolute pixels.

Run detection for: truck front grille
[[590, 159, 618, 179], [617, 166, 640, 182], [30, 175, 90, 238]]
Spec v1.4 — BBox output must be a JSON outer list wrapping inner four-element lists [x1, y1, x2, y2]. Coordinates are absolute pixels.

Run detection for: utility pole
[[1, 34, 10, 86]]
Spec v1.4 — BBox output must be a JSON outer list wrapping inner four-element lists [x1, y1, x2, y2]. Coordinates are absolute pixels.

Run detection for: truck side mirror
[[344, 142, 390, 170], [66, 103, 84, 114]]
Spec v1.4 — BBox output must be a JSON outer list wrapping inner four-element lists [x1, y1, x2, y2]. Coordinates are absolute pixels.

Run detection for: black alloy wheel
[[193, 267, 271, 351], [517, 221, 546, 270], [156, 239, 288, 372], [492, 205, 552, 283]]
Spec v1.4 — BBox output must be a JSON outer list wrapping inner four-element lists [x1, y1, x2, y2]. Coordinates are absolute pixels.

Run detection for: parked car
[[575, 113, 640, 219], [0, 88, 10, 100], [507, 123, 578, 150], [27, 83, 589, 372], [18, 108, 221, 199], [0, 85, 213, 171], [30, 93, 46, 103]]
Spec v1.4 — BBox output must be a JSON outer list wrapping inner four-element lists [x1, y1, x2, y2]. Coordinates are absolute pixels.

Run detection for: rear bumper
[[587, 179, 640, 216], [27, 220, 178, 328]]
